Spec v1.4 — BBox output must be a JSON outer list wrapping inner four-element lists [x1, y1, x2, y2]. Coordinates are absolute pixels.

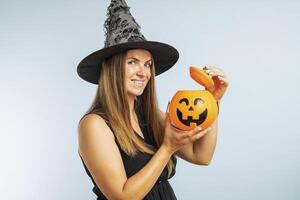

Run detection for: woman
[[77, 1, 229, 199]]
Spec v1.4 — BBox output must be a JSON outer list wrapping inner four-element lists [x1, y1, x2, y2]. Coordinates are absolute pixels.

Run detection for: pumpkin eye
[[179, 98, 189, 105], [194, 98, 204, 105]]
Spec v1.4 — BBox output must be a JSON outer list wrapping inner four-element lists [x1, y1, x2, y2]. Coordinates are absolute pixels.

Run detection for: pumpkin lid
[[189, 66, 215, 89]]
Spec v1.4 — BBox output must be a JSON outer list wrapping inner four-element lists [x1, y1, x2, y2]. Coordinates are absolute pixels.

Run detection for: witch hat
[[77, 0, 179, 84]]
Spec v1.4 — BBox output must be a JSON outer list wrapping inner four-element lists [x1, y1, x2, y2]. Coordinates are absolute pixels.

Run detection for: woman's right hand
[[161, 103, 212, 155]]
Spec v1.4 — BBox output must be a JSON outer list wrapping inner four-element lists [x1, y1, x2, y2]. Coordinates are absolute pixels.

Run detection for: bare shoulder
[[78, 113, 115, 141], [78, 113, 116, 156], [78, 113, 106, 131]]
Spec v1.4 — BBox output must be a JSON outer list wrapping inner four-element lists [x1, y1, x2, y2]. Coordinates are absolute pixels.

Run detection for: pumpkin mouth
[[176, 108, 208, 126]]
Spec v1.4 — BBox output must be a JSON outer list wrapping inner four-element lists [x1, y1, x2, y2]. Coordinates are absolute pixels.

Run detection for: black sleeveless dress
[[78, 108, 177, 200]]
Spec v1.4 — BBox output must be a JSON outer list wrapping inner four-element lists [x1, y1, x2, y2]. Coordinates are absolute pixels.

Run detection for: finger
[[191, 127, 212, 141], [204, 71, 220, 78], [203, 65, 210, 70], [204, 69, 225, 77], [209, 72, 223, 78], [169, 122, 185, 132], [203, 65, 219, 70], [178, 127, 202, 140], [204, 68, 220, 73], [204, 68, 229, 85], [217, 76, 229, 85], [203, 66, 225, 75], [217, 76, 227, 81], [203, 65, 214, 69]]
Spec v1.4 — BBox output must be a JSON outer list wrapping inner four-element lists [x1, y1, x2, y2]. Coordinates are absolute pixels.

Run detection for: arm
[[78, 114, 173, 200]]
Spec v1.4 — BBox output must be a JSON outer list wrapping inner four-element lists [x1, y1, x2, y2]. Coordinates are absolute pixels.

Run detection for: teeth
[[190, 122, 197, 127], [182, 112, 199, 120], [182, 113, 188, 120], [132, 80, 144, 87]]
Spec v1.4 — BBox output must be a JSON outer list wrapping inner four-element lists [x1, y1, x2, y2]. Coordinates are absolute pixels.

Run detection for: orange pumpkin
[[168, 66, 219, 131]]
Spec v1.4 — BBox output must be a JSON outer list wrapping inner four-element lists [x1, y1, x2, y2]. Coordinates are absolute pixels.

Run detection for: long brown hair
[[81, 50, 176, 177]]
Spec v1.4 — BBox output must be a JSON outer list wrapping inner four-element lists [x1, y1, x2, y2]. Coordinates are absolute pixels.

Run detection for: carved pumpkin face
[[168, 90, 218, 131]]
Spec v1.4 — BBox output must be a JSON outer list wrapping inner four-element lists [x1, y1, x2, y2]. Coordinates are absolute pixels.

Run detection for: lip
[[131, 79, 146, 82]]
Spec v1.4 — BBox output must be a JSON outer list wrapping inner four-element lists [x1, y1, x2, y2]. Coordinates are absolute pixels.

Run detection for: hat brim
[[77, 41, 179, 84]]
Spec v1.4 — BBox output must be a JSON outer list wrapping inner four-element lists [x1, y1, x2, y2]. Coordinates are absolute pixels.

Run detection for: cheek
[[125, 66, 135, 78], [146, 68, 151, 79]]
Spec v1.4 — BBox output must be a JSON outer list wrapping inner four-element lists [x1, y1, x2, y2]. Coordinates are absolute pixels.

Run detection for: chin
[[128, 89, 145, 98]]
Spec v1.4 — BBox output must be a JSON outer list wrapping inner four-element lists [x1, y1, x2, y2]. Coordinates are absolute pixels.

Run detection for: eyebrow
[[127, 57, 152, 63]]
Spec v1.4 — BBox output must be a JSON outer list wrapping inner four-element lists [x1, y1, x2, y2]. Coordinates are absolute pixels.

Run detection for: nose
[[136, 64, 147, 76]]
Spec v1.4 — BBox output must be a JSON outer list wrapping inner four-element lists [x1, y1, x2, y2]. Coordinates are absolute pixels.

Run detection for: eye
[[128, 60, 136, 65], [145, 63, 152, 68], [194, 98, 204, 105], [179, 98, 189, 105]]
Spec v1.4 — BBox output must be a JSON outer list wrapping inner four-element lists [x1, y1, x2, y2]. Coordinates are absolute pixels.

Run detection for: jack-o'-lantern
[[168, 66, 219, 131]]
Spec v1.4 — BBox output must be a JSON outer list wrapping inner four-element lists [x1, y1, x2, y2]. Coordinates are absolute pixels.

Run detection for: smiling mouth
[[176, 108, 208, 126], [132, 80, 145, 87]]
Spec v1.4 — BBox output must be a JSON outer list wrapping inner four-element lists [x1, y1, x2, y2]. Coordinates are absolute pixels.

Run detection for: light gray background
[[1, 0, 299, 199]]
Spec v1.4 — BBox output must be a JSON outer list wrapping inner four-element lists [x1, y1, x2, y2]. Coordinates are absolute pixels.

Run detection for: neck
[[128, 95, 136, 118]]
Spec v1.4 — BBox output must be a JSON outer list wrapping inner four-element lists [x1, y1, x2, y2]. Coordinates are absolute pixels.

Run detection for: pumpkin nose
[[188, 106, 194, 111]]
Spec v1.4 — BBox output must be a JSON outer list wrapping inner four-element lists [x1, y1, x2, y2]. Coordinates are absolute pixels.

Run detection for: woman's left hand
[[203, 66, 229, 102]]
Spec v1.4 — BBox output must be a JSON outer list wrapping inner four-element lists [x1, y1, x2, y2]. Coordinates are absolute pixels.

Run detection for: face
[[124, 49, 152, 100]]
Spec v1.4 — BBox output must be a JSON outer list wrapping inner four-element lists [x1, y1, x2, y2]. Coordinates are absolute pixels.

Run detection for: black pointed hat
[[77, 0, 179, 84]]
